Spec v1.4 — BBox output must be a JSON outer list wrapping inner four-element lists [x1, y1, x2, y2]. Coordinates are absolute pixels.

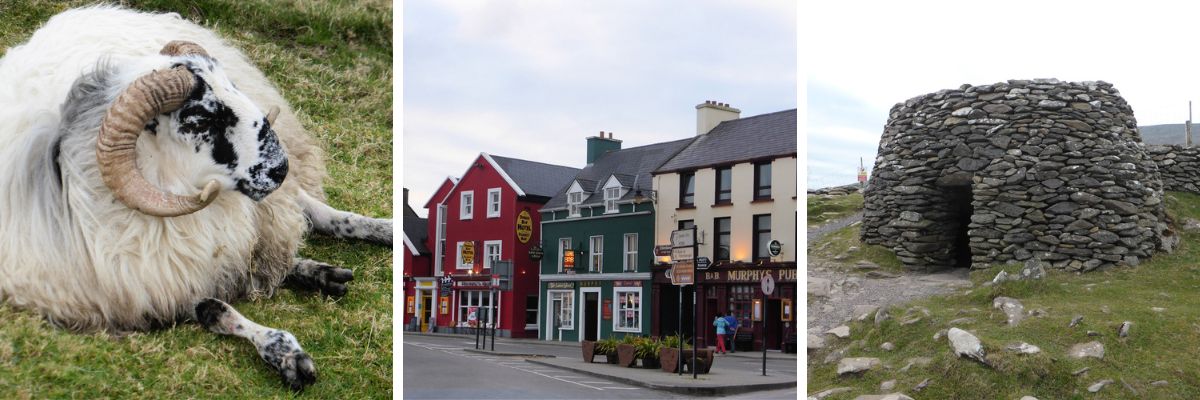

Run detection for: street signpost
[[761, 274, 775, 376], [696, 257, 711, 270], [654, 245, 672, 257], [669, 227, 699, 377]]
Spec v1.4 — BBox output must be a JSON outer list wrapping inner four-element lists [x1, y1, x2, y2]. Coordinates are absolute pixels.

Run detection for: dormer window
[[568, 191, 583, 217], [604, 187, 621, 214]]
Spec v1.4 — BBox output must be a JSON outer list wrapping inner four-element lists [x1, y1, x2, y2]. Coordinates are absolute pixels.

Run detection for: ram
[[0, 6, 390, 390]]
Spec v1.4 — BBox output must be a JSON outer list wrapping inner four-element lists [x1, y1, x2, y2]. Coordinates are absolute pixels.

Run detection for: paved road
[[401, 335, 797, 399]]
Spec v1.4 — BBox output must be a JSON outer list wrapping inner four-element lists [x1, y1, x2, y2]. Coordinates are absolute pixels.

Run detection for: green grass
[[808, 193, 864, 226], [808, 192, 1200, 399], [0, 1, 391, 397]]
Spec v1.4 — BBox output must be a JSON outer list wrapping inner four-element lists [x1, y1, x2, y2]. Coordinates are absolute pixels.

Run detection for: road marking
[[600, 387, 639, 390]]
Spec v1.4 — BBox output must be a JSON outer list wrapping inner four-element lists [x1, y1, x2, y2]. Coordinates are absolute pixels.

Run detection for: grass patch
[[808, 193, 864, 226], [0, 1, 391, 397], [808, 192, 1200, 399], [809, 222, 905, 273]]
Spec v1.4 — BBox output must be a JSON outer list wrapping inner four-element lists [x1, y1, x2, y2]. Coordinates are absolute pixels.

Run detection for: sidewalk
[[407, 332, 797, 396]]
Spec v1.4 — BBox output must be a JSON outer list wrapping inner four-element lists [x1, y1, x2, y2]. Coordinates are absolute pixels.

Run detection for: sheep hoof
[[284, 260, 354, 298], [275, 347, 317, 391]]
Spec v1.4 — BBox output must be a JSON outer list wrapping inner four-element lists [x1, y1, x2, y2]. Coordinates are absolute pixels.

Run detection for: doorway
[[420, 292, 433, 332], [583, 291, 600, 341], [765, 299, 782, 350], [945, 185, 974, 269]]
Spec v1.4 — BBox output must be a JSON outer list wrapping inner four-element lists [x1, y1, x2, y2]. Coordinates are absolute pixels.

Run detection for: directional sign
[[671, 262, 694, 285], [671, 246, 694, 261], [696, 256, 712, 270], [768, 240, 783, 257], [761, 273, 776, 296], [654, 245, 673, 257], [671, 229, 694, 248]]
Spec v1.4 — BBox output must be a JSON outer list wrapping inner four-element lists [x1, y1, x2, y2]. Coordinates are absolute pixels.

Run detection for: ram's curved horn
[[96, 64, 219, 217], [266, 106, 280, 126], [160, 40, 209, 58]]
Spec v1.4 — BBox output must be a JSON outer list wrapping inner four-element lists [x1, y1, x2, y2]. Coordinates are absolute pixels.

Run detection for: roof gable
[[655, 109, 797, 174], [542, 138, 693, 211]]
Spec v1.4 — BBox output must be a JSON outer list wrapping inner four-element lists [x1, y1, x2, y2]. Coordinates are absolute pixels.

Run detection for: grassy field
[[808, 193, 864, 226], [808, 192, 1200, 398], [0, 0, 392, 398]]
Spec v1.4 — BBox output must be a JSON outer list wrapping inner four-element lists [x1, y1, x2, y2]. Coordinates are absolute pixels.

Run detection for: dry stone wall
[[1148, 145, 1200, 193], [862, 79, 1169, 272]]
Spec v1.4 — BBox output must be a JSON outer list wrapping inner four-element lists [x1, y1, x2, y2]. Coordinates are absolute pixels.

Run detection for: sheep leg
[[196, 298, 317, 391], [300, 192, 392, 245], [283, 258, 353, 297]]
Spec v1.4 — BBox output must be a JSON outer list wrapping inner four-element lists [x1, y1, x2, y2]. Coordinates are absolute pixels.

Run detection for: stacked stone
[[862, 79, 1168, 272], [1147, 145, 1200, 193]]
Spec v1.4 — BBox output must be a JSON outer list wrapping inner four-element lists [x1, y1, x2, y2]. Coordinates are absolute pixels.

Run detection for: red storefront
[[427, 153, 578, 338], [651, 262, 797, 352]]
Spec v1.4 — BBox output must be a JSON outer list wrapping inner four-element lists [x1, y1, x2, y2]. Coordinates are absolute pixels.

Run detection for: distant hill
[[1139, 123, 1192, 145]]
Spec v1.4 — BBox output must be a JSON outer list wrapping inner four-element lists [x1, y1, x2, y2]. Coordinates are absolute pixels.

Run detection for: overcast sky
[[403, 0, 797, 217], [806, 1, 1200, 189]]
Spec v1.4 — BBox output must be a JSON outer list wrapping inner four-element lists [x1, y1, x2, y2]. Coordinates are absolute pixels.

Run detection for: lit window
[[614, 288, 641, 332]]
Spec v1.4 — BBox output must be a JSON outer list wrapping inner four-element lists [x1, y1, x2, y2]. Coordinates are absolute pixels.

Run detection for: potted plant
[[658, 335, 691, 373], [635, 337, 662, 369], [595, 337, 620, 364], [616, 335, 639, 367], [582, 340, 597, 363]]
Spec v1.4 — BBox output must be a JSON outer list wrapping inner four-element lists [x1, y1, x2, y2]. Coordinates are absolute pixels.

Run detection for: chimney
[[696, 100, 741, 135], [587, 131, 622, 164]]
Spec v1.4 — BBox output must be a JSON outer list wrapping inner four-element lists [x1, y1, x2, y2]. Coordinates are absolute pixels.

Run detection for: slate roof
[[655, 109, 797, 174], [489, 155, 580, 198], [543, 138, 693, 210], [402, 189, 429, 255]]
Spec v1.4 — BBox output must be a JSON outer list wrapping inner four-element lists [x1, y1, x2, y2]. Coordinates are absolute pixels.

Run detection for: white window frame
[[604, 187, 621, 214], [435, 205, 447, 274], [558, 238, 572, 272], [613, 287, 642, 332], [623, 233, 638, 272], [548, 290, 574, 331], [456, 242, 471, 269], [484, 240, 502, 270], [460, 191, 474, 220], [487, 188, 502, 218], [589, 235, 603, 272], [568, 191, 583, 217], [458, 290, 494, 328]]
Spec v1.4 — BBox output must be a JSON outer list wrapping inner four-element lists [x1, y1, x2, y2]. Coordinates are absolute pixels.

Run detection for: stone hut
[[862, 79, 1169, 272], [1148, 145, 1200, 193]]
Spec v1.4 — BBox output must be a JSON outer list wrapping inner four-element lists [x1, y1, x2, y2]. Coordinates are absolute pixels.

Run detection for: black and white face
[[151, 57, 288, 201]]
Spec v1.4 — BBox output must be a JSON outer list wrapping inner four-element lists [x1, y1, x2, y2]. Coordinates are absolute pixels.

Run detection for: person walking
[[713, 315, 729, 354], [724, 312, 739, 353]]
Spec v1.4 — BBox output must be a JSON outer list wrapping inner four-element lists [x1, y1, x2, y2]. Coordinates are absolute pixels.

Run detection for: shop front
[[406, 278, 438, 332], [651, 262, 797, 352], [540, 277, 651, 342]]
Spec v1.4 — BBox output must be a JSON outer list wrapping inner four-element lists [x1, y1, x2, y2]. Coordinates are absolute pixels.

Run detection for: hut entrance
[[945, 185, 973, 269]]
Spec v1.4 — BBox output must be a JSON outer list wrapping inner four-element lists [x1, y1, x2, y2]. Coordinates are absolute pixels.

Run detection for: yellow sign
[[516, 210, 533, 243], [563, 249, 575, 269], [462, 242, 475, 265]]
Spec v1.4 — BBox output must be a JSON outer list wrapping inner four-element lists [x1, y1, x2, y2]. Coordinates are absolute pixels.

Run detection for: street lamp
[[633, 189, 657, 208]]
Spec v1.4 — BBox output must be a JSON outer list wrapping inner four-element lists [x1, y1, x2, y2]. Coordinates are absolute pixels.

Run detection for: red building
[[426, 154, 579, 338], [402, 188, 434, 332]]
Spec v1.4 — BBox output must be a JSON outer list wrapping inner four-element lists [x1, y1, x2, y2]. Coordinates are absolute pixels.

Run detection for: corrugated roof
[[543, 138, 693, 210], [655, 109, 797, 174], [489, 155, 580, 198]]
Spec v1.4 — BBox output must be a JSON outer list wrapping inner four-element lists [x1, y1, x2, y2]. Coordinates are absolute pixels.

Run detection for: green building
[[537, 134, 690, 342]]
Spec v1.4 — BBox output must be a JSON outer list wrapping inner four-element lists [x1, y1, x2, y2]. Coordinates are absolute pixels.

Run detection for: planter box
[[616, 344, 637, 367], [659, 347, 681, 373], [641, 357, 661, 369], [582, 340, 597, 363]]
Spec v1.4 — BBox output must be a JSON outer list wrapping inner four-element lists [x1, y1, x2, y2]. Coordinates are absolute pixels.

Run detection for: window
[[458, 291, 494, 328], [715, 167, 732, 204], [623, 233, 638, 272], [460, 191, 474, 220], [754, 162, 772, 199], [558, 238, 572, 272], [729, 285, 754, 329], [456, 242, 471, 269], [484, 240, 502, 270], [525, 295, 539, 329], [549, 291, 574, 330], [604, 187, 621, 214], [678, 220, 694, 231], [589, 236, 603, 272], [487, 188, 501, 218], [753, 214, 772, 260], [435, 205, 447, 272], [714, 217, 731, 262], [614, 288, 641, 332], [568, 191, 583, 217], [679, 173, 695, 207]]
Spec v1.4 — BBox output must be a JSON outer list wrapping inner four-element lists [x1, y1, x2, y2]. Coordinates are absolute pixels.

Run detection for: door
[[583, 292, 599, 341], [420, 293, 433, 332], [766, 299, 782, 350], [549, 298, 563, 341], [705, 298, 719, 348]]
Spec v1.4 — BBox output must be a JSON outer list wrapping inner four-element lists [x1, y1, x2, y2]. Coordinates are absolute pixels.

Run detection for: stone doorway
[[944, 185, 974, 269]]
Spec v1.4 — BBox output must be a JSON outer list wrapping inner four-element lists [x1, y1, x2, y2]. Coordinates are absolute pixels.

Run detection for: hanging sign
[[516, 210, 533, 243], [439, 275, 453, 295], [529, 245, 544, 261], [768, 240, 783, 257], [563, 249, 575, 270]]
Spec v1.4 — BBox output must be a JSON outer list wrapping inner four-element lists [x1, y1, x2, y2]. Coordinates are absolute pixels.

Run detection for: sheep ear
[[266, 106, 280, 126]]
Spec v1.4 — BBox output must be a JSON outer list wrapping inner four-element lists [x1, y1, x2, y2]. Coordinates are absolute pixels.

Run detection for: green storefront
[[536, 136, 690, 342]]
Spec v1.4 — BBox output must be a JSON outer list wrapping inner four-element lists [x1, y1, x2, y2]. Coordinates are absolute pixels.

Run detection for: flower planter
[[616, 344, 637, 367], [641, 357, 661, 369], [659, 347, 681, 373], [605, 351, 620, 364], [694, 348, 714, 374], [582, 340, 597, 363]]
